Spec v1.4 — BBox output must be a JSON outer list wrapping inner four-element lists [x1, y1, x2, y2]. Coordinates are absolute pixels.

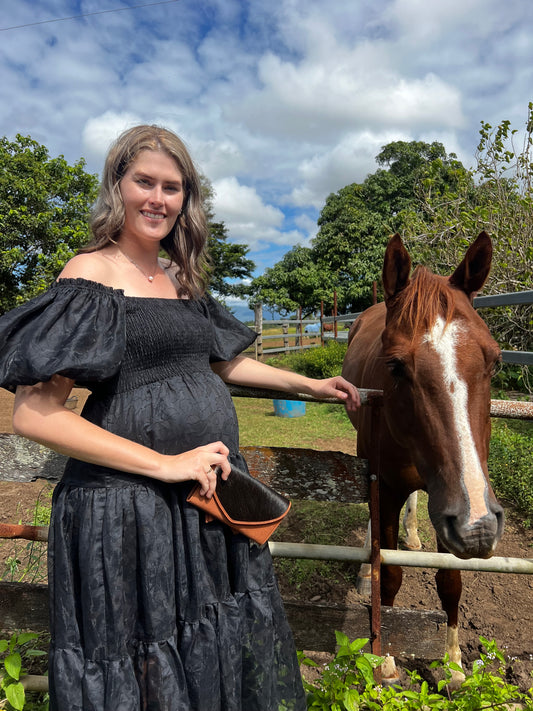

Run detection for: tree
[[199, 175, 255, 302], [311, 140, 468, 311], [399, 107, 533, 373], [0, 134, 99, 313], [250, 245, 333, 316], [208, 221, 255, 299]]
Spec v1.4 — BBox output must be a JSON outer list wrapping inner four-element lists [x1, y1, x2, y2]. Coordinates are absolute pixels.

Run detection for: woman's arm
[[13, 375, 230, 496], [211, 356, 360, 412]]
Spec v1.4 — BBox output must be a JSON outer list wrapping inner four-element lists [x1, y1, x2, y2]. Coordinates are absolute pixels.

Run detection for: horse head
[[380, 232, 504, 559]]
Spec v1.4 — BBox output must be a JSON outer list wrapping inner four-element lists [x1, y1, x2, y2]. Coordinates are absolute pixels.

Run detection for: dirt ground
[[1, 389, 532, 692]]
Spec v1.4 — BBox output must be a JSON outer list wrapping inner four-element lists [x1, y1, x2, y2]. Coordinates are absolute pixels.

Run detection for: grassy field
[[233, 397, 357, 453]]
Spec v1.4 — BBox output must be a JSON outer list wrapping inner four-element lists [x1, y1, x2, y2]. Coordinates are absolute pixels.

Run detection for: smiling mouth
[[141, 211, 165, 220]]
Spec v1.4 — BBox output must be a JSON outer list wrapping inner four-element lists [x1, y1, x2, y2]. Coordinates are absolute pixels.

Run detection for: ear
[[449, 231, 492, 298], [382, 234, 411, 301]]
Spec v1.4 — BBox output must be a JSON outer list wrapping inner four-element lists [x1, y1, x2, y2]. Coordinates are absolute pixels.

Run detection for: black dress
[[0, 278, 306, 711]]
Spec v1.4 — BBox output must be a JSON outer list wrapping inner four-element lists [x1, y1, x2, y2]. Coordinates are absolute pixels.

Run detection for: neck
[[110, 239, 161, 282]]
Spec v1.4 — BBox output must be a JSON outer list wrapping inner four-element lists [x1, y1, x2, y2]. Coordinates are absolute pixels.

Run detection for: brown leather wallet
[[186, 464, 291, 545]]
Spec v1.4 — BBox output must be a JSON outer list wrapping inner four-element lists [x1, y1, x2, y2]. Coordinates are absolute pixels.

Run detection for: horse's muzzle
[[434, 503, 505, 559]]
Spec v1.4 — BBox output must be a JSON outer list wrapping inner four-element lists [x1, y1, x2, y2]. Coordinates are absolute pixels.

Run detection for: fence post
[[320, 301, 325, 347], [334, 291, 338, 340], [282, 322, 289, 353], [296, 306, 302, 348], [254, 303, 263, 359]]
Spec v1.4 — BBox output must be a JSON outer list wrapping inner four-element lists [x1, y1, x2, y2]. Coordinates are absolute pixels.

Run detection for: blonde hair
[[83, 124, 209, 298]]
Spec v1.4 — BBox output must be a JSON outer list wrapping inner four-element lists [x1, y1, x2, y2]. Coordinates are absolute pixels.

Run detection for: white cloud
[[289, 130, 410, 208], [213, 177, 307, 248], [82, 112, 143, 166]]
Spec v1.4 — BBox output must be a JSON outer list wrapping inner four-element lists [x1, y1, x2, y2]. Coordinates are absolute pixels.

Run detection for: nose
[[149, 186, 164, 205], [433, 501, 504, 559]]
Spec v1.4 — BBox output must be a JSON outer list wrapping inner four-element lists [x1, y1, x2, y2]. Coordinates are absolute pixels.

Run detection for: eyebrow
[[133, 171, 182, 186]]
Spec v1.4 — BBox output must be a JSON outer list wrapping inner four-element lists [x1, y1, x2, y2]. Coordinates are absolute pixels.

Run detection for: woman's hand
[[309, 376, 361, 412], [158, 441, 231, 497]]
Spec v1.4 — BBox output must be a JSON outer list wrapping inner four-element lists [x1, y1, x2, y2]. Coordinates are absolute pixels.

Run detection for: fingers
[[316, 376, 361, 410], [195, 442, 231, 497]]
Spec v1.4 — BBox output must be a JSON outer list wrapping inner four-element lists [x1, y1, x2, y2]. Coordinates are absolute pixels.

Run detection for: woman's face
[[119, 149, 185, 246]]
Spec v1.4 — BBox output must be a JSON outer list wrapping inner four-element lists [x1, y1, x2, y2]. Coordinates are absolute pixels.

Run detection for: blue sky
[[1, 0, 533, 319]]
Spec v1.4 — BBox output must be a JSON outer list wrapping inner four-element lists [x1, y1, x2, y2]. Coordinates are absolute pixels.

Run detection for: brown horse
[[342, 232, 504, 686]]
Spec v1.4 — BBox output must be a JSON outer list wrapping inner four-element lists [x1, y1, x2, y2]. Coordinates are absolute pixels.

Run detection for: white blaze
[[425, 316, 489, 525]]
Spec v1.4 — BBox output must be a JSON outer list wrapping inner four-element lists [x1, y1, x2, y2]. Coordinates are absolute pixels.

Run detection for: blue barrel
[[272, 399, 306, 418]]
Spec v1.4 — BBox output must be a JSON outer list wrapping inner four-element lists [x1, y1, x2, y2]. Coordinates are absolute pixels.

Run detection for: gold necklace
[[110, 239, 158, 283]]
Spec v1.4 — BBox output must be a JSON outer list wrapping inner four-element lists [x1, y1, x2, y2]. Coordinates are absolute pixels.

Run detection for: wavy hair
[[82, 125, 209, 297]]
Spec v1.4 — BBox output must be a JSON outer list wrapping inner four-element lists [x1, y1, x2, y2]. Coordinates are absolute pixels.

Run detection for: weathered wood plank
[[0, 582, 49, 633], [0, 583, 446, 660], [284, 600, 447, 658], [0, 434, 66, 483], [0, 437, 370, 505], [242, 446, 368, 503]]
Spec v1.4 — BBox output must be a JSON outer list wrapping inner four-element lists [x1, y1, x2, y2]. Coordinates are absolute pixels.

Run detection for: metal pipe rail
[[269, 541, 533, 575], [228, 385, 533, 420]]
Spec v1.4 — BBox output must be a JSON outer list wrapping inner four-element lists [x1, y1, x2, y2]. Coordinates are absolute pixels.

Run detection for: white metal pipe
[[269, 541, 533, 575]]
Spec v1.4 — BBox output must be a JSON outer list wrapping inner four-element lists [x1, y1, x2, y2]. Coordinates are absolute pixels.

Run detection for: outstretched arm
[[13, 375, 230, 497], [211, 355, 360, 412]]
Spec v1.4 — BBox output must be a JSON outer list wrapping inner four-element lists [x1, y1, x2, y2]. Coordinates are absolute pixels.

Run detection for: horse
[[341, 232, 504, 687]]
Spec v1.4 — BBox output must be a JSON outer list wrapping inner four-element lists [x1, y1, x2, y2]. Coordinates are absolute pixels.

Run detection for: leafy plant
[[0, 633, 48, 711], [489, 418, 533, 526], [266, 341, 348, 379], [300, 634, 533, 710]]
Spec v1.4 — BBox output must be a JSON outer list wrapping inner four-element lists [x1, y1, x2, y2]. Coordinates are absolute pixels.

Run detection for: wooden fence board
[[0, 582, 446, 659], [0, 582, 49, 633], [0, 433, 66, 483], [285, 600, 446, 657], [243, 446, 368, 503]]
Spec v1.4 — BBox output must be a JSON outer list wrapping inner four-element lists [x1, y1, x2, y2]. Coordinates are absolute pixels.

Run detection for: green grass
[[234, 397, 357, 451]]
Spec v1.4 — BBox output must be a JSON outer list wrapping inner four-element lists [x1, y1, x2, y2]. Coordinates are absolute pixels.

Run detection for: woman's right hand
[[158, 441, 231, 497]]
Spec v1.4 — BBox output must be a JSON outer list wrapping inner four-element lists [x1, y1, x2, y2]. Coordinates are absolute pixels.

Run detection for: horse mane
[[392, 266, 456, 335]]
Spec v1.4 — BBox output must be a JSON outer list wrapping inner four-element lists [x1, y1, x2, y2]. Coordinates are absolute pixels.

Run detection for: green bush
[[267, 341, 348, 379], [489, 419, 533, 526], [300, 633, 533, 710]]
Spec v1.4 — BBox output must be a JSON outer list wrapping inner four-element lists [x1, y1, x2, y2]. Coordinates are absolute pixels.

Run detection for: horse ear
[[382, 234, 411, 301], [449, 231, 492, 298]]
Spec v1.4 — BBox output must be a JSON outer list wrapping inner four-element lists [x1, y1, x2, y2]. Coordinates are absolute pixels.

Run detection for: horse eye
[[386, 358, 405, 378]]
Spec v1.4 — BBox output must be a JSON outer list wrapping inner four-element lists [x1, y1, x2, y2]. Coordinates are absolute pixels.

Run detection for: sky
[[1, 0, 532, 319]]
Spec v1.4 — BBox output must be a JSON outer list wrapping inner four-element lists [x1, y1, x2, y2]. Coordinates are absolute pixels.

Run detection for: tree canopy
[[250, 139, 467, 314], [0, 134, 99, 313]]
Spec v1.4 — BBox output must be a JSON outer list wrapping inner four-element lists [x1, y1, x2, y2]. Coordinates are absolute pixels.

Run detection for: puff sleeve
[[203, 293, 257, 363], [0, 279, 126, 392]]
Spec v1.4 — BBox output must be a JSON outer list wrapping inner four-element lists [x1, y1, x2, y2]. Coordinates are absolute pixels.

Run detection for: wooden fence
[[253, 290, 533, 367]]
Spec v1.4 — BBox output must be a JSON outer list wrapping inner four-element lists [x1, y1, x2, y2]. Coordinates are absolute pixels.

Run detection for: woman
[[0, 125, 360, 711]]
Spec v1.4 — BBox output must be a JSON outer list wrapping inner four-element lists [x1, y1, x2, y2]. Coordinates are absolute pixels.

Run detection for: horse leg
[[402, 491, 422, 550], [356, 520, 372, 596], [435, 540, 465, 689], [379, 489, 406, 685]]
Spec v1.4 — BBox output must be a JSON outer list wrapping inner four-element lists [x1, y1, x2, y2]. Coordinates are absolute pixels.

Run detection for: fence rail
[[254, 290, 533, 366]]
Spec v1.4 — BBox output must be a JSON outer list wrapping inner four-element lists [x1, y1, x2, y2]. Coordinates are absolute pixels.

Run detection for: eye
[[386, 357, 406, 378]]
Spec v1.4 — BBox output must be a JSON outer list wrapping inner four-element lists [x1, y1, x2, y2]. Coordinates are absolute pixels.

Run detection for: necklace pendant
[[148, 275, 154, 282]]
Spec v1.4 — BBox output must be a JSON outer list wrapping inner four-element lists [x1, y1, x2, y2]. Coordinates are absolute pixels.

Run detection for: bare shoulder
[[58, 252, 115, 284]]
